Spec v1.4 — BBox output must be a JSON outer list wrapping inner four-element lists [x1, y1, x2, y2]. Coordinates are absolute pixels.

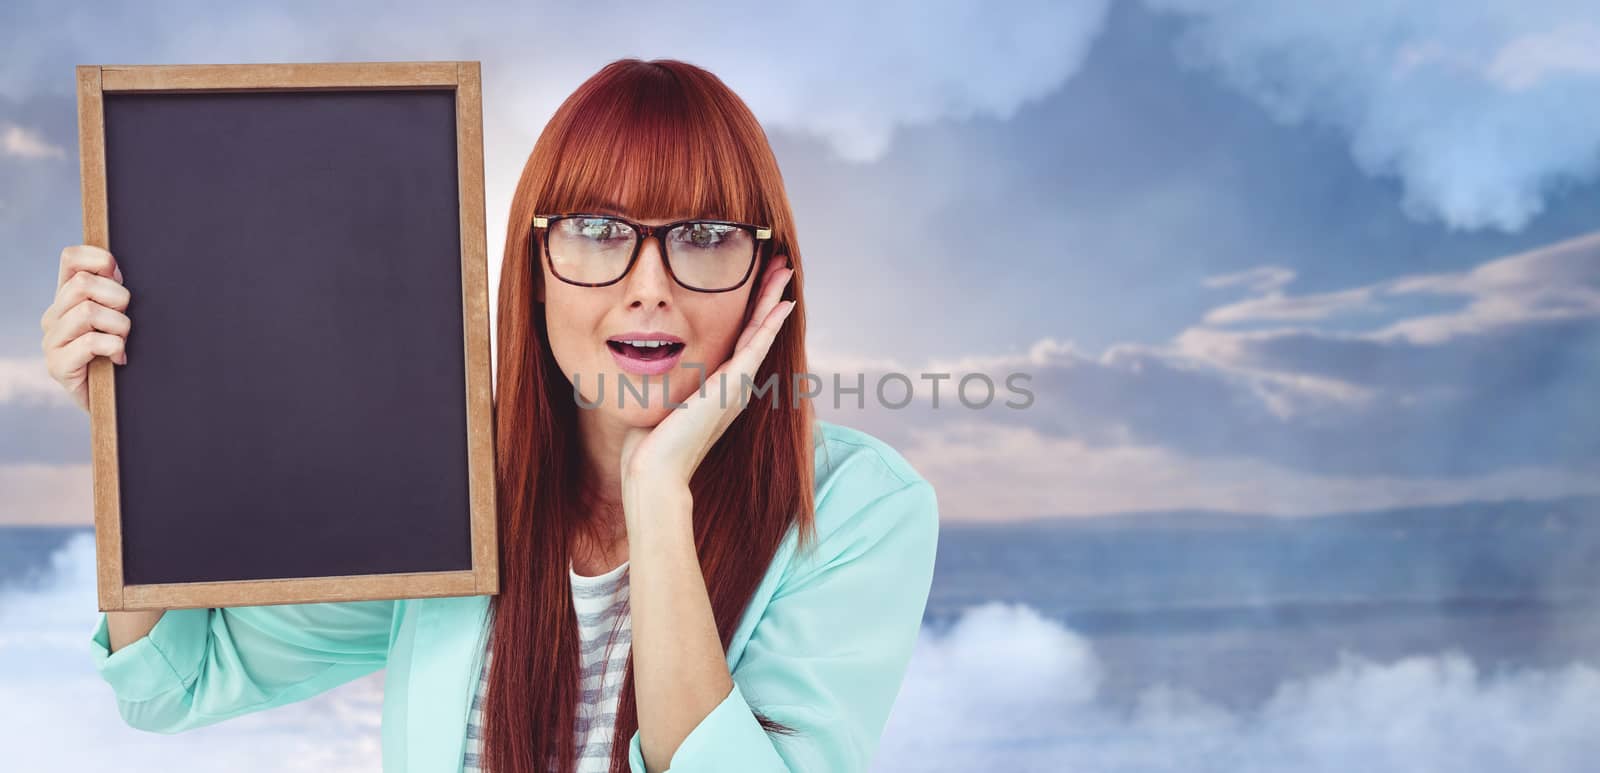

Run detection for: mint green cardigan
[[88, 419, 940, 772]]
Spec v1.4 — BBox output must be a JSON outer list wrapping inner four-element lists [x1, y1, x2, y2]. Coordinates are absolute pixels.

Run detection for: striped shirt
[[463, 559, 633, 772]]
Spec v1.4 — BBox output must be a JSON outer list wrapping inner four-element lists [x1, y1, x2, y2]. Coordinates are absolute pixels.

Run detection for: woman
[[45, 58, 939, 773]]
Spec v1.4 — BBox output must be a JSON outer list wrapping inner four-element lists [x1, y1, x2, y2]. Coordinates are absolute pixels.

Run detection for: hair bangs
[[540, 71, 769, 228]]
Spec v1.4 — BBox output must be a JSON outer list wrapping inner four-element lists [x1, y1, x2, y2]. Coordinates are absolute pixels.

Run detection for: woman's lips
[[608, 341, 685, 376]]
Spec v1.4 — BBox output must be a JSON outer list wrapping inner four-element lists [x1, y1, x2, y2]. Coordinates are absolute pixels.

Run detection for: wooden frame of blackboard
[[76, 61, 498, 611]]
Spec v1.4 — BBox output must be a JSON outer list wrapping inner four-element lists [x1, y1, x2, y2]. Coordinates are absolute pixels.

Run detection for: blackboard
[[75, 62, 497, 611]]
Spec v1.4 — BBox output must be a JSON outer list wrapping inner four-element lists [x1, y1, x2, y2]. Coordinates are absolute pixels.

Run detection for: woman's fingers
[[721, 298, 797, 398], [41, 271, 131, 350], [692, 296, 796, 411], [735, 257, 793, 354], [42, 241, 123, 326], [709, 256, 796, 411], [750, 299, 797, 366], [41, 246, 131, 413], [54, 244, 119, 295], [43, 246, 128, 333], [54, 330, 128, 370], [42, 329, 127, 412], [697, 298, 795, 440], [45, 296, 132, 352]]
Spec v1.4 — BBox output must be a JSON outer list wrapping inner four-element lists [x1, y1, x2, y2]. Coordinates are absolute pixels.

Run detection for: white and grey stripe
[[463, 559, 632, 773]]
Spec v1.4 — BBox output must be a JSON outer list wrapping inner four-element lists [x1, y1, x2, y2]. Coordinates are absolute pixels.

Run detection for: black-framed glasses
[[531, 213, 774, 293]]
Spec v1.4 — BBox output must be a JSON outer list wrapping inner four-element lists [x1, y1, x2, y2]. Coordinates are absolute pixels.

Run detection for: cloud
[[811, 230, 1600, 515], [1376, 230, 1600, 343], [1202, 283, 1379, 325], [878, 600, 1600, 772], [0, 356, 69, 405], [0, 358, 98, 523], [2, 0, 1112, 164], [2, 123, 65, 159], [1198, 230, 1600, 342], [1201, 266, 1297, 294], [0, 356, 93, 478], [1, 91, 82, 358], [889, 420, 1600, 520], [0, 463, 91, 526], [1182, 230, 1600, 385], [1487, 23, 1600, 90], [1143, 0, 1600, 232], [0, 533, 384, 772]]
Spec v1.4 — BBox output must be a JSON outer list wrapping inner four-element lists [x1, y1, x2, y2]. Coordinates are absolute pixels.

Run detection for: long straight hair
[[482, 58, 818, 773]]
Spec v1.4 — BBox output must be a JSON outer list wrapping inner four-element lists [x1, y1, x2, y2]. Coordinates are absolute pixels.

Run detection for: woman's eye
[[578, 220, 626, 242], [676, 223, 731, 248]]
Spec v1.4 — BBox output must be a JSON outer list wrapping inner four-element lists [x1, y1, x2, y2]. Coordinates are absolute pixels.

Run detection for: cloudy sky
[[3, 0, 1599, 524]]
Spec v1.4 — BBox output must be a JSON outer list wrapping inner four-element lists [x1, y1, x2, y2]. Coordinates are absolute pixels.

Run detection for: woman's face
[[539, 213, 761, 428]]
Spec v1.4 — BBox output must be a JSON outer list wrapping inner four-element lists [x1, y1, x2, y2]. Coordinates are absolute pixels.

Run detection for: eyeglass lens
[[547, 217, 756, 290]]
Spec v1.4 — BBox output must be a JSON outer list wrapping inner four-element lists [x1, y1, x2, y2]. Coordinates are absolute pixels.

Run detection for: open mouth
[[606, 340, 686, 361]]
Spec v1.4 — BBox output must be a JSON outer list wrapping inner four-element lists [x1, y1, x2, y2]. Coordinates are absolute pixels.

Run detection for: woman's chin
[[608, 399, 676, 429], [569, 369, 690, 427]]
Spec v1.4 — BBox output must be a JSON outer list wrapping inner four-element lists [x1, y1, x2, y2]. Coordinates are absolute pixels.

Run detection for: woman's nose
[[624, 238, 675, 305]]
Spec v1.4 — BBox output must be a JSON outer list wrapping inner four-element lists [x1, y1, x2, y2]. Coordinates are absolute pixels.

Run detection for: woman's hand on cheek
[[619, 257, 796, 517]]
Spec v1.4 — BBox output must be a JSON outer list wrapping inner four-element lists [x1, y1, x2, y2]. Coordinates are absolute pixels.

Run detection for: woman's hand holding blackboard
[[40, 244, 132, 414], [40, 246, 165, 651]]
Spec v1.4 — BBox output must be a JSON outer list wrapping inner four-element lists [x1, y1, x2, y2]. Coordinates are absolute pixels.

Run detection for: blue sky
[[3, 0, 1599, 522]]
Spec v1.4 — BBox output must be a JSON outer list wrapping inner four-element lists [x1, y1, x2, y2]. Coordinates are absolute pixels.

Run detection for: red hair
[[483, 58, 817, 773]]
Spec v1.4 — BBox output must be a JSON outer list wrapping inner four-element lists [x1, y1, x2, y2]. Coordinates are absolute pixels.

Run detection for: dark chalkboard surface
[[76, 62, 497, 611]]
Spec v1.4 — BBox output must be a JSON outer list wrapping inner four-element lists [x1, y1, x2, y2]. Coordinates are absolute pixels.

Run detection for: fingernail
[[114, 353, 127, 365], [113, 265, 123, 282]]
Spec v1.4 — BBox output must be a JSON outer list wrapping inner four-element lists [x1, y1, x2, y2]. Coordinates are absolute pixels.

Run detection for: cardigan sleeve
[[88, 599, 397, 734], [628, 478, 940, 772]]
